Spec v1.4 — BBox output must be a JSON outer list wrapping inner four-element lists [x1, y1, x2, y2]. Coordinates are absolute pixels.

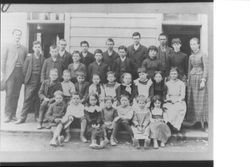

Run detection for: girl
[[163, 67, 186, 133], [68, 50, 87, 84], [82, 93, 106, 149], [148, 95, 171, 149], [88, 74, 105, 107], [149, 71, 168, 101], [116, 73, 138, 105], [131, 95, 151, 149], [186, 38, 209, 130], [49, 93, 85, 146]]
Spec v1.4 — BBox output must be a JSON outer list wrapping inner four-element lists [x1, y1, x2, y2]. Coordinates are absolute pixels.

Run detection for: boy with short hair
[[103, 38, 119, 71], [41, 45, 64, 82], [61, 70, 76, 104], [88, 49, 108, 83], [45, 90, 67, 129], [75, 71, 90, 104], [37, 68, 62, 129], [79, 41, 95, 68], [16, 41, 45, 124]]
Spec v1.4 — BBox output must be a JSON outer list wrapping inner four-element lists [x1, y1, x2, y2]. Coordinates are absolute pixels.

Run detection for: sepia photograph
[[0, 2, 213, 164]]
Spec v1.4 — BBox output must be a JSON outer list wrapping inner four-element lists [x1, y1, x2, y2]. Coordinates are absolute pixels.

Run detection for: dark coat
[[127, 44, 148, 70], [149, 80, 168, 101], [116, 83, 138, 104], [80, 51, 95, 68], [23, 53, 45, 84], [58, 51, 73, 71], [112, 57, 137, 81], [40, 57, 64, 82], [169, 51, 188, 79], [142, 57, 163, 79], [157, 46, 173, 77], [38, 79, 62, 100], [88, 61, 108, 83], [102, 50, 119, 71], [75, 81, 90, 102]]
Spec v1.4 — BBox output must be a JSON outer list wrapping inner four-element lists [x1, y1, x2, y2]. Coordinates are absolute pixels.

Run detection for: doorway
[[162, 25, 201, 56], [28, 23, 64, 58]]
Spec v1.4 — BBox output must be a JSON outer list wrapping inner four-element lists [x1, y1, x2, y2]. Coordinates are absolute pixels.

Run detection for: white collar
[[120, 56, 126, 62], [134, 44, 140, 50]]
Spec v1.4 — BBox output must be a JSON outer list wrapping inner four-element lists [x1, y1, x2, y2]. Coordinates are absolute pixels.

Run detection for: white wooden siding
[[66, 13, 162, 53]]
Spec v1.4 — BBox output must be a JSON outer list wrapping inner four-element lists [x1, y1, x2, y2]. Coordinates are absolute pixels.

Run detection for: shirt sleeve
[[1, 45, 8, 80], [38, 81, 46, 100], [41, 60, 47, 82], [142, 111, 151, 127], [132, 112, 139, 126], [179, 81, 186, 101], [202, 53, 209, 80]]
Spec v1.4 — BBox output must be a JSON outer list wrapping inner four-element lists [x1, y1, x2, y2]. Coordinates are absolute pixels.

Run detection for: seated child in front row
[[115, 94, 135, 144], [147, 95, 171, 149], [74, 71, 90, 104], [37, 68, 62, 129], [82, 93, 106, 149], [61, 70, 76, 104], [132, 95, 151, 149], [44, 90, 67, 129], [49, 93, 85, 146], [101, 96, 120, 146], [88, 74, 105, 107], [103, 71, 120, 108]]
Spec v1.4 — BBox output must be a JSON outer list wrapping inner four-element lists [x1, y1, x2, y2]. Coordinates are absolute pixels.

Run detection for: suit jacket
[[80, 51, 95, 68], [88, 61, 108, 83], [41, 57, 64, 82], [75, 81, 90, 101], [23, 53, 45, 84], [157, 46, 173, 77], [1, 42, 27, 82], [58, 50, 73, 71], [112, 57, 137, 81], [127, 44, 148, 69], [68, 63, 87, 79], [38, 79, 62, 100], [102, 50, 119, 71]]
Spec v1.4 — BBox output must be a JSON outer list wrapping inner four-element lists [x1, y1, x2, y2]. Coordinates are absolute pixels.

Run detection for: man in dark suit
[[57, 39, 72, 70], [112, 45, 137, 82], [79, 41, 95, 69], [1, 29, 28, 123], [127, 32, 148, 78], [157, 33, 173, 78], [16, 41, 45, 124]]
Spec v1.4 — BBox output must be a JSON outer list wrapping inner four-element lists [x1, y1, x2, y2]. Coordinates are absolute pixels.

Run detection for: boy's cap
[[137, 67, 147, 74], [171, 38, 181, 44], [76, 71, 86, 77]]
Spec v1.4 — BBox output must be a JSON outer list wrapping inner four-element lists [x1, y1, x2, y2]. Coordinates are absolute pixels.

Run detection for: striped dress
[[186, 50, 209, 127]]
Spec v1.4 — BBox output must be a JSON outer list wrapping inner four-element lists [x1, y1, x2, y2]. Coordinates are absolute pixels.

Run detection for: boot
[[144, 139, 151, 149], [160, 142, 165, 148], [90, 139, 98, 148], [153, 139, 159, 149], [64, 131, 71, 143], [110, 137, 117, 146]]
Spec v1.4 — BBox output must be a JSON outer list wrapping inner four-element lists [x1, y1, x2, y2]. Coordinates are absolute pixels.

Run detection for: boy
[[68, 50, 87, 84], [103, 71, 120, 105], [102, 38, 119, 71], [88, 49, 108, 83], [112, 45, 137, 82], [41, 45, 64, 82], [16, 41, 45, 124], [127, 32, 148, 78], [57, 39, 73, 70], [115, 94, 135, 144], [79, 41, 95, 68], [37, 68, 62, 129], [101, 96, 120, 146], [75, 71, 90, 104], [61, 70, 76, 104], [45, 90, 67, 129], [142, 45, 163, 79], [169, 38, 188, 82]]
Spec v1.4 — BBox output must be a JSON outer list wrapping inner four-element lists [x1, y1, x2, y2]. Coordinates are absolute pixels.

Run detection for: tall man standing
[[1, 29, 28, 123], [157, 33, 173, 78], [57, 39, 73, 70], [127, 32, 148, 78]]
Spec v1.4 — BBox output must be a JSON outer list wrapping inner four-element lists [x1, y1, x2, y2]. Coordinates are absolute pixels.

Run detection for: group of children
[[12, 33, 208, 149]]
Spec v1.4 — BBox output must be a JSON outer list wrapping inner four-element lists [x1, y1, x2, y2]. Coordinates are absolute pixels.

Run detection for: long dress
[[131, 107, 150, 139], [148, 108, 171, 143], [186, 50, 209, 126], [163, 79, 186, 130]]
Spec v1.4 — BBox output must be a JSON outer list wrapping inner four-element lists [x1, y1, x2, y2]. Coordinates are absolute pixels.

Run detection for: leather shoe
[[4, 118, 12, 123], [15, 119, 25, 124]]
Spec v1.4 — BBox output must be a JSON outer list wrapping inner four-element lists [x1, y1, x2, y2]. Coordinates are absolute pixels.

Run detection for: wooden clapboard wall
[[65, 13, 163, 53]]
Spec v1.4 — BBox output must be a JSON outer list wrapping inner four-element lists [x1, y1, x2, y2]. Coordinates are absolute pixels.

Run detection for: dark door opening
[[28, 23, 64, 58], [162, 25, 201, 56]]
